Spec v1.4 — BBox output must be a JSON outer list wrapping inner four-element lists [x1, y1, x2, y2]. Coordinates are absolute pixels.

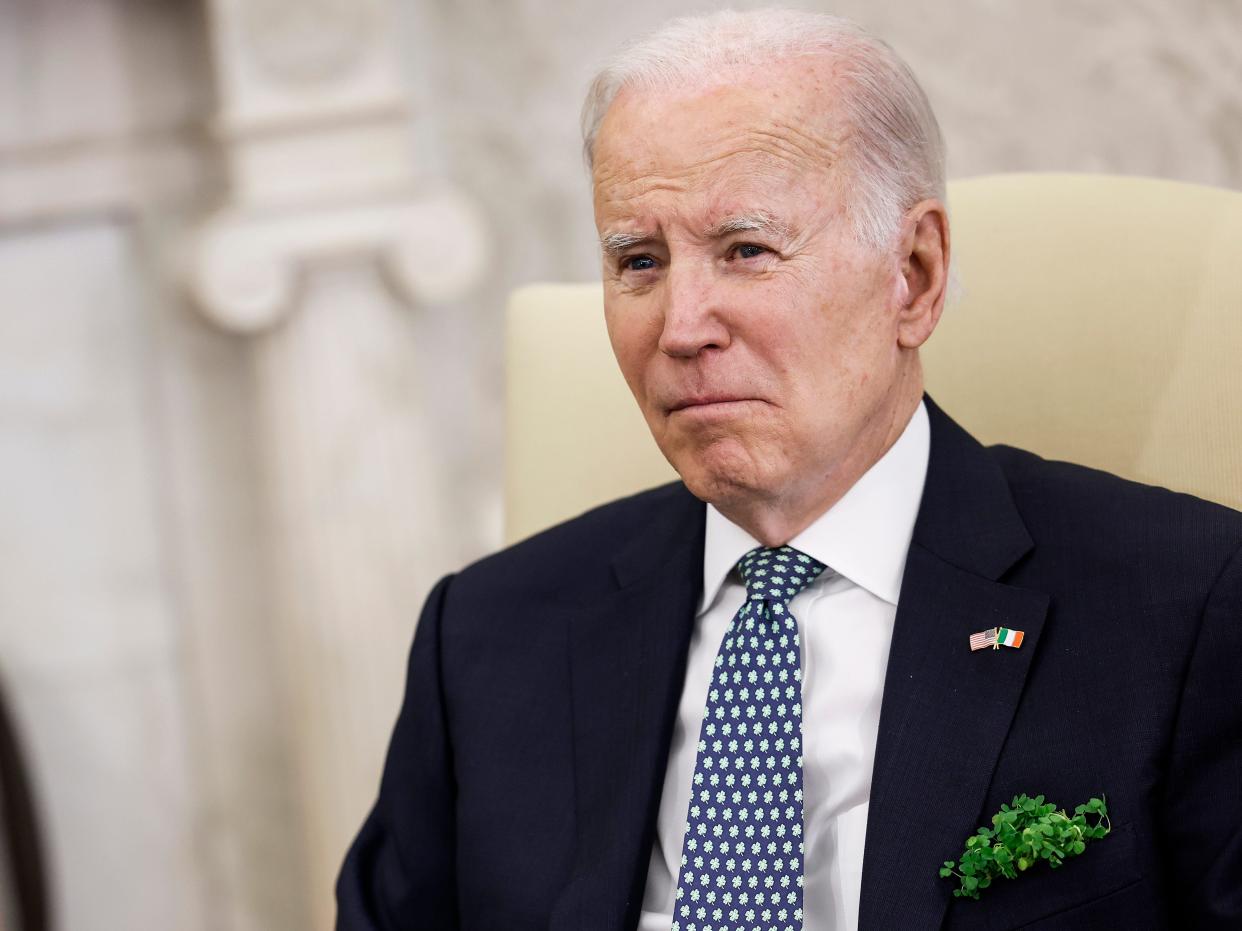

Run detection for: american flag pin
[[970, 627, 1024, 651]]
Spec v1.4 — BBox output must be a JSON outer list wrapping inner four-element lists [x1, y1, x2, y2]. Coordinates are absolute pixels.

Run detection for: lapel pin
[[969, 626, 1024, 651]]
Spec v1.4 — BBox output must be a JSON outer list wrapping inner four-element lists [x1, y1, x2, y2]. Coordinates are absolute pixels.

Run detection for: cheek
[[605, 302, 661, 399], [771, 306, 877, 410]]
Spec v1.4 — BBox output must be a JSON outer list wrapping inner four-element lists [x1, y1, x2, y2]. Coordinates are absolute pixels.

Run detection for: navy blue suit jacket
[[337, 398, 1242, 929]]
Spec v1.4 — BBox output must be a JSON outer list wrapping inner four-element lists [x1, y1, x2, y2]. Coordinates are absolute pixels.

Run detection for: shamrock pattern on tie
[[672, 545, 826, 931]]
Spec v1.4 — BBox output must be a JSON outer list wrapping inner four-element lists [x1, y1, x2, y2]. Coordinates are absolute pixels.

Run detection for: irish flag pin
[[969, 626, 1025, 651]]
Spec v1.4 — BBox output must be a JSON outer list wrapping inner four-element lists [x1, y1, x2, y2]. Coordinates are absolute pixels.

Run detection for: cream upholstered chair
[[504, 173, 1242, 544]]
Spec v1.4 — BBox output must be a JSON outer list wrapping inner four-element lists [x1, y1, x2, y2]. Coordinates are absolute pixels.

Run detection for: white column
[[188, 1, 486, 926]]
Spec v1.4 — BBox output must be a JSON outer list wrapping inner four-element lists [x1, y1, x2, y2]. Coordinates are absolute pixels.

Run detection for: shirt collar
[[700, 400, 930, 612]]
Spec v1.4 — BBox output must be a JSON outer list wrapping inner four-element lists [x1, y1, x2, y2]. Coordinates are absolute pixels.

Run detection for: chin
[[667, 438, 774, 508]]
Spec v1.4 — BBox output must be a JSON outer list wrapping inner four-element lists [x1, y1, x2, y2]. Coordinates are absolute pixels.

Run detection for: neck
[[716, 377, 924, 548]]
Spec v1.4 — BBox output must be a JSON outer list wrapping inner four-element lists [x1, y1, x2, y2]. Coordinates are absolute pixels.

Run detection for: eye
[[621, 254, 658, 272], [730, 243, 769, 260]]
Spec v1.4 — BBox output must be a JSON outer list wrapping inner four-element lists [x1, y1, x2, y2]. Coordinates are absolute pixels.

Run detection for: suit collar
[[859, 395, 1049, 929], [912, 395, 1034, 579]]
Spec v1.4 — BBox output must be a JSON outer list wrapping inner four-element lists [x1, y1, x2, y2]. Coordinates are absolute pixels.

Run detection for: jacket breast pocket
[[945, 821, 1149, 931]]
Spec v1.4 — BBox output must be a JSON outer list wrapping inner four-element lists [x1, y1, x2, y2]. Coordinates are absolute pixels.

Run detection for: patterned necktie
[[672, 545, 827, 931]]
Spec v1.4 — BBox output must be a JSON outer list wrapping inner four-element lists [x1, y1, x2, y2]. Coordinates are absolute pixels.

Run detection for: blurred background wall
[[0, 0, 1238, 929]]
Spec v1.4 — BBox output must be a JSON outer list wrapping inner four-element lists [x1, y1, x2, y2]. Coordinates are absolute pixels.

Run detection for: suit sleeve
[[336, 574, 460, 930], [1162, 542, 1242, 926]]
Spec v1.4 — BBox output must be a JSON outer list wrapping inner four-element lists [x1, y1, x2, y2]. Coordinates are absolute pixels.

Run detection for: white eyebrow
[[599, 214, 791, 257], [704, 213, 792, 240], [599, 231, 652, 258]]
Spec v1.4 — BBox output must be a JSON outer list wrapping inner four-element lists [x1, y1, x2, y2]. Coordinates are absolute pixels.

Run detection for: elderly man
[[337, 10, 1242, 931]]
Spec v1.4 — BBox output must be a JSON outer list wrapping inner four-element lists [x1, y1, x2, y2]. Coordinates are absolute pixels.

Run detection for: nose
[[657, 261, 731, 358]]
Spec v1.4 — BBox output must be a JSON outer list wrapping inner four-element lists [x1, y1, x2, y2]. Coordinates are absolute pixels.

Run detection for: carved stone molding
[[0, 2, 212, 228], [189, 0, 485, 329], [239, 0, 376, 87], [189, 191, 486, 333], [208, 0, 403, 135]]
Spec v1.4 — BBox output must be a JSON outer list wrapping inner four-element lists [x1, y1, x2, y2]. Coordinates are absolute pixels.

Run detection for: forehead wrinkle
[[633, 136, 829, 185], [593, 168, 692, 221], [744, 124, 839, 174], [594, 121, 840, 243], [598, 140, 835, 216], [597, 120, 827, 191], [597, 155, 798, 231]]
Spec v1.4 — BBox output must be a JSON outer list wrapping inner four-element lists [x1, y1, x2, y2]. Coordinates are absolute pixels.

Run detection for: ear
[[895, 199, 950, 350]]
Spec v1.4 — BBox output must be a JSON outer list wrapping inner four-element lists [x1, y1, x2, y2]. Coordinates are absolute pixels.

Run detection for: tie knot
[[736, 545, 826, 609]]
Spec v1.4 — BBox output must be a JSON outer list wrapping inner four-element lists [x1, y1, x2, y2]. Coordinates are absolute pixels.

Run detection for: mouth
[[666, 396, 761, 414]]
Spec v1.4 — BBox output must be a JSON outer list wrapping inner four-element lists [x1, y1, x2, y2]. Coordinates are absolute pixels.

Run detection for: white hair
[[581, 9, 945, 250]]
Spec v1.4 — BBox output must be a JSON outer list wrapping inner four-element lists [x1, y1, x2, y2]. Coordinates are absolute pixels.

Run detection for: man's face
[[592, 62, 914, 517]]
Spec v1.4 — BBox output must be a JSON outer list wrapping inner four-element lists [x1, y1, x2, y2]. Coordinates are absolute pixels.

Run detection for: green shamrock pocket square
[[939, 793, 1112, 900]]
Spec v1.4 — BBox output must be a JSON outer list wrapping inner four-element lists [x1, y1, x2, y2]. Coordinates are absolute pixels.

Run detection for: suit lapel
[[858, 398, 1050, 930], [550, 484, 705, 931]]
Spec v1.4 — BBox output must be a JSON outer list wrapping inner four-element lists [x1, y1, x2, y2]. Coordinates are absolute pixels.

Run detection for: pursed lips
[[666, 395, 762, 413]]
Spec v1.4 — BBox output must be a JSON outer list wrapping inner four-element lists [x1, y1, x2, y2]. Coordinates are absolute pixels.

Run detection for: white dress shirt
[[638, 401, 930, 931]]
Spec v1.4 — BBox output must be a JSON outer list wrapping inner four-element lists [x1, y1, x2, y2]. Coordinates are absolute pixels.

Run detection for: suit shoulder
[[989, 443, 1242, 568], [453, 481, 692, 600]]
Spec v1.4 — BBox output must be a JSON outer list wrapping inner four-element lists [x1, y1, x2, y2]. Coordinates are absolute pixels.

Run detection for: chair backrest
[[505, 173, 1242, 544]]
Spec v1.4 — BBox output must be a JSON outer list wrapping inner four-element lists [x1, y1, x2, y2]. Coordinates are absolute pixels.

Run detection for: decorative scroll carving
[[189, 192, 486, 333]]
